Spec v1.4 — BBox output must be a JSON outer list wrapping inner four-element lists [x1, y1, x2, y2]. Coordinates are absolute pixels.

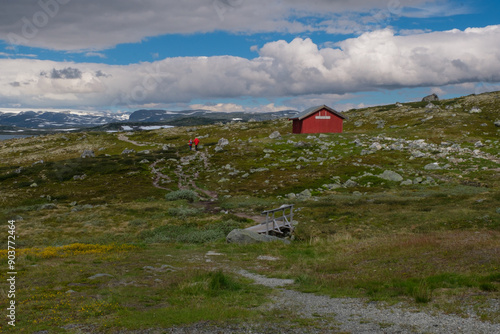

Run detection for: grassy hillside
[[0, 91, 499, 332]]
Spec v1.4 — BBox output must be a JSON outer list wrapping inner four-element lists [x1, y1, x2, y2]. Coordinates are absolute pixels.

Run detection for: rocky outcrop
[[422, 93, 439, 102]]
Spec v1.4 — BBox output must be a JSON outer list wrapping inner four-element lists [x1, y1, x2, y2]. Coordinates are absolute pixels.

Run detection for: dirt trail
[[175, 150, 217, 200]]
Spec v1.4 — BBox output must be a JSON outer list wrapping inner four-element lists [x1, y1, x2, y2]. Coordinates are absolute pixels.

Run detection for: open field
[[1, 91, 499, 332]]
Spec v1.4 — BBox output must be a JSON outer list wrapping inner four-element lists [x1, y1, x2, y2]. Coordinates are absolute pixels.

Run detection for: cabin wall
[[300, 109, 343, 133]]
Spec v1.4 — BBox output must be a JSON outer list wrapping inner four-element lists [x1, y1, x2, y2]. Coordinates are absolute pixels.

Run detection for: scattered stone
[[40, 203, 57, 210], [32, 160, 44, 166], [250, 167, 269, 173], [269, 131, 281, 139], [424, 162, 442, 170], [14, 167, 24, 174], [286, 193, 296, 199], [469, 106, 482, 114], [352, 191, 362, 196], [30, 182, 38, 187], [263, 149, 275, 153], [401, 180, 413, 186], [494, 120, 500, 127], [81, 150, 95, 158], [257, 255, 280, 261], [206, 251, 224, 256], [73, 174, 87, 181], [140, 159, 150, 164], [139, 150, 151, 154], [143, 265, 177, 272], [218, 138, 229, 147], [298, 189, 312, 199], [378, 170, 403, 182], [354, 121, 364, 127], [396, 102, 403, 107], [323, 183, 341, 190], [226, 229, 290, 245], [294, 141, 310, 148], [411, 150, 426, 158], [422, 93, 439, 102], [375, 120, 386, 129], [474, 141, 484, 148], [343, 180, 358, 188], [66, 290, 77, 294], [369, 142, 382, 151], [121, 148, 136, 154], [88, 273, 113, 280]]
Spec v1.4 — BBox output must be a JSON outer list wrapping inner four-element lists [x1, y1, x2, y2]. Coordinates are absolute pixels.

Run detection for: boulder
[[226, 229, 290, 245], [81, 150, 95, 158], [298, 189, 312, 199], [424, 162, 441, 170], [422, 93, 439, 102], [378, 170, 403, 182], [218, 138, 229, 147], [269, 131, 281, 139], [469, 106, 482, 114], [344, 179, 358, 188], [494, 120, 500, 127]]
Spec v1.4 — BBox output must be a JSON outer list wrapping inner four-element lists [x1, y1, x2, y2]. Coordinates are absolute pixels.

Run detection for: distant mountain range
[[0, 109, 299, 131]]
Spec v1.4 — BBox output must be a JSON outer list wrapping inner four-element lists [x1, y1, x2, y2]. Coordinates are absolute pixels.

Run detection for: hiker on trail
[[188, 139, 193, 151], [193, 137, 200, 151]]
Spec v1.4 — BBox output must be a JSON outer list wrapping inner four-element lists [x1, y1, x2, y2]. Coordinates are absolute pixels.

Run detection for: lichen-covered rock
[[269, 131, 281, 139], [378, 170, 403, 182]]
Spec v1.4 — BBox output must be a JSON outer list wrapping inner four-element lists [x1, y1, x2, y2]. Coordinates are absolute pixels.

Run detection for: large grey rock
[[378, 170, 403, 182], [424, 162, 441, 170], [494, 120, 500, 127], [344, 179, 358, 188], [422, 93, 439, 102], [269, 131, 281, 139], [469, 106, 482, 114], [81, 150, 95, 158], [298, 189, 312, 199], [226, 229, 290, 244], [218, 138, 229, 147]]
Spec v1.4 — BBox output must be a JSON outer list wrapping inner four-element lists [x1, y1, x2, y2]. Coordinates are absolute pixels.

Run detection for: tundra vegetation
[[0, 91, 499, 332]]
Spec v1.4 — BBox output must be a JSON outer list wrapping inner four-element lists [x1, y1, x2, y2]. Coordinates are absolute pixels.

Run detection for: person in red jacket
[[193, 137, 200, 151]]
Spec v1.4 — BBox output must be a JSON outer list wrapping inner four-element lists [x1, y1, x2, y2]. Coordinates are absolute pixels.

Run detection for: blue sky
[[1, 0, 500, 114]]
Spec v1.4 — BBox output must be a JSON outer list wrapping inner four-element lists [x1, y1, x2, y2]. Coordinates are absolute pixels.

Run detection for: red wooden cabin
[[289, 105, 345, 134]]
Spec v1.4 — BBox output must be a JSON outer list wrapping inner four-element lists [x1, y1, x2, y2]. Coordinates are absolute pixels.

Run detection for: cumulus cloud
[[0, 0, 456, 50], [1, 25, 500, 110]]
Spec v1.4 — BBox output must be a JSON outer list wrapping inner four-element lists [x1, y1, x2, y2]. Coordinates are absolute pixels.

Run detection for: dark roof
[[290, 105, 346, 121]]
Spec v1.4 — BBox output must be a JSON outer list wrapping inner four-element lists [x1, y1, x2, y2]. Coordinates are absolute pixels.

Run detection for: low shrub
[[165, 190, 198, 203]]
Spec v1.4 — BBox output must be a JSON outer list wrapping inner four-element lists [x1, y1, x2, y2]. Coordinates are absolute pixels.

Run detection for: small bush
[[165, 190, 198, 203]]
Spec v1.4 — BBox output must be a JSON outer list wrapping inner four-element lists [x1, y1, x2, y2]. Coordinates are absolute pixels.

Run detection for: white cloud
[[1, 25, 500, 110], [0, 0, 455, 51]]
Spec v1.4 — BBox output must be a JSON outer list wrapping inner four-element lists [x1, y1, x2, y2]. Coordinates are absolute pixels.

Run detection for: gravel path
[[237, 269, 500, 334]]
